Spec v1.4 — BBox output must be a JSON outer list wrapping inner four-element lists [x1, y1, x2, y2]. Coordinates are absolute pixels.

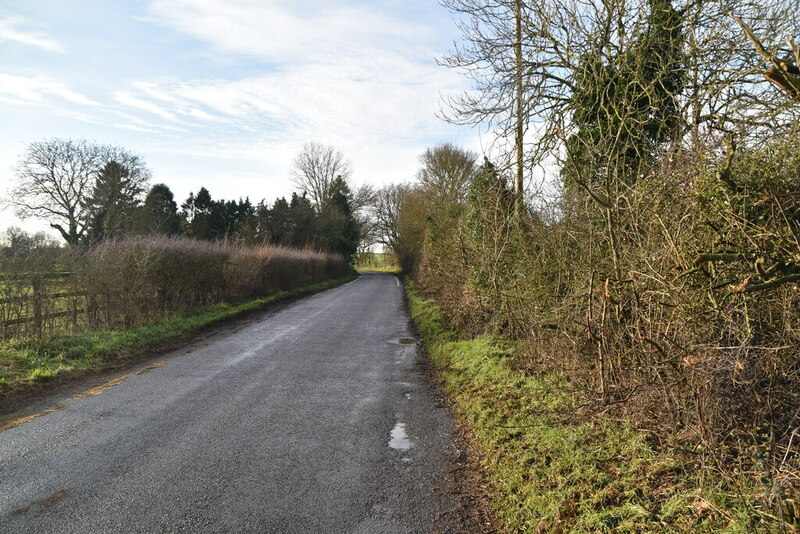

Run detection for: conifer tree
[[141, 183, 180, 235], [83, 160, 147, 243]]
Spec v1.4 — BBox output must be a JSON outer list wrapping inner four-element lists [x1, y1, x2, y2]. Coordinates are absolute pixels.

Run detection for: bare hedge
[[1, 236, 348, 336]]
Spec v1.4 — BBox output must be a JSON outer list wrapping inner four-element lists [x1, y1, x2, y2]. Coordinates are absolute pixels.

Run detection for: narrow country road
[[0, 272, 471, 533]]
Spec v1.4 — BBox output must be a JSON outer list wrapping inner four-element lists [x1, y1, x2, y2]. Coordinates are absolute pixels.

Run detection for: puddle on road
[[398, 338, 414, 345], [404, 393, 411, 400], [389, 422, 413, 450]]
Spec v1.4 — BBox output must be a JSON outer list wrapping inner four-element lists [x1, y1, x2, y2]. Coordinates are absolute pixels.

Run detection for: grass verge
[[405, 280, 776, 533], [0, 275, 355, 411]]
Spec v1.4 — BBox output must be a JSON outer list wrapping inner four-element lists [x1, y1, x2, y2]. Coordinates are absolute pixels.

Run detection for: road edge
[[0, 273, 357, 420], [399, 274, 500, 533]]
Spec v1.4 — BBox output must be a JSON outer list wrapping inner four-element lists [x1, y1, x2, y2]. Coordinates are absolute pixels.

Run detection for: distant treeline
[[94, 180, 361, 261], [177, 185, 359, 259], [5, 139, 365, 262]]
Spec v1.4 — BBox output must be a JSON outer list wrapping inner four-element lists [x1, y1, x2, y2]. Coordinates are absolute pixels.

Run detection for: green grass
[[0, 275, 355, 408], [357, 265, 402, 274], [405, 281, 778, 533], [354, 252, 400, 273]]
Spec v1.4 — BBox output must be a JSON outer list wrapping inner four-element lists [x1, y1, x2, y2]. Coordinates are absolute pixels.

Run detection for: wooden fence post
[[31, 274, 43, 338]]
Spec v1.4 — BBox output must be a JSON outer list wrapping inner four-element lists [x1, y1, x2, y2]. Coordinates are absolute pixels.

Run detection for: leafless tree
[[8, 139, 151, 245], [373, 183, 412, 254], [349, 183, 375, 213], [10, 139, 101, 245], [372, 182, 427, 272], [440, 0, 799, 174], [417, 143, 477, 204], [352, 184, 378, 254], [290, 142, 353, 208], [733, 13, 800, 100]]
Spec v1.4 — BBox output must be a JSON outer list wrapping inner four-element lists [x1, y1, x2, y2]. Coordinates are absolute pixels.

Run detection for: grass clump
[[406, 280, 772, 533]]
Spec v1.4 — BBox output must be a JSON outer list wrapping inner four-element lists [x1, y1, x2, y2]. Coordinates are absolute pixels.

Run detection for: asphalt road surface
[[0, 272, 471, 533]]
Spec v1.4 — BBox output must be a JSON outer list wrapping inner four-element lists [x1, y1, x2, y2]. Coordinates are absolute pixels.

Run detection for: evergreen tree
[[317, 176, 360, 261], [286, 192, 317, 248], [181, 187, 217, 240], [221, 198, 255, 240], [141, 183, 180, 235], [259, 197, 290, 245], [206, 199, 227, 241], [83, 160, 146, 243], [564, 0, 684, 189]]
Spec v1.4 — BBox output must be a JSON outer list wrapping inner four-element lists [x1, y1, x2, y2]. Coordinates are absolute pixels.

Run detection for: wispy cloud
[[113, 91, 180, 122], [0, 16, 64, 53], [0, 73, 98, 107], [0, 0, 478, 231], [109, 62, 469, 187], [112, 0, 474, 186], [147, 0, 431, 65]]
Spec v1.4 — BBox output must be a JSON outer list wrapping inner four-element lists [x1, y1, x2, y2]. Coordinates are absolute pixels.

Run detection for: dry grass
[[0, 236, 348, 337]]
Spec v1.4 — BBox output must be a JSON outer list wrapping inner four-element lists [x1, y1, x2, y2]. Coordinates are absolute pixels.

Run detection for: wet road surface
[[0, 272, 468, 533]]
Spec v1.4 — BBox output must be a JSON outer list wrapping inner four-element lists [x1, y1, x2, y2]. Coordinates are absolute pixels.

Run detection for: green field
[[354, 252, 400, 273]]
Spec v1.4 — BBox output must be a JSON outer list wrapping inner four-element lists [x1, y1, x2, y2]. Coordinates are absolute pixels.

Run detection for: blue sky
[[0, 0, 483, 234]]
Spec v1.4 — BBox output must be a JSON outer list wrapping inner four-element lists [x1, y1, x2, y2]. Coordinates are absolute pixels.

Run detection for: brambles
[[376, 0, 800, 527]]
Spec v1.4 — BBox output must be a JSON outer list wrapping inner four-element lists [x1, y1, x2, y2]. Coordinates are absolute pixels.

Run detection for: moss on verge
[[406, 280, 771, 533]]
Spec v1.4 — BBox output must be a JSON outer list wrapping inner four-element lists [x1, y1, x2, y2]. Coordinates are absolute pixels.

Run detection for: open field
[[354, 252, 399, 273], [357, 265, 402, 274]]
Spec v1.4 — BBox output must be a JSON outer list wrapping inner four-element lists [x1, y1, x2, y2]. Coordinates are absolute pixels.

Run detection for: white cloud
[[147, 0, 431, 65], [140, 0, 464, 143], [107, 0, 478, 190], [0, 16, 64, 52], [0, 73, 98, 107], [113, 122, 161, 134], [113, 91, 180, 122], [110, 59, 472, 189]]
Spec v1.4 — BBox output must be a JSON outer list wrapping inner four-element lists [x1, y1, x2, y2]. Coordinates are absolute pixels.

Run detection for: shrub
[[0, 235, 347, 337]]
